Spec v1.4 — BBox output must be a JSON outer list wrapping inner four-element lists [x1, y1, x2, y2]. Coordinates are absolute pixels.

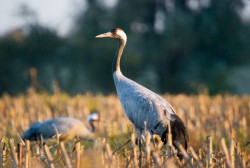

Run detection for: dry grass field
[[0, 90, 249, 167]]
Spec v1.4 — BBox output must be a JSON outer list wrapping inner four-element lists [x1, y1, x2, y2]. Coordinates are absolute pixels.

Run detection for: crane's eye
[[111, 28, 117, 34], [111, 28, 122, 34]]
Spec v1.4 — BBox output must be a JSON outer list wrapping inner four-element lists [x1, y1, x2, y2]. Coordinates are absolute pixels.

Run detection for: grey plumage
[[22, 112, 99, 141], [96, 28, 189, 156]]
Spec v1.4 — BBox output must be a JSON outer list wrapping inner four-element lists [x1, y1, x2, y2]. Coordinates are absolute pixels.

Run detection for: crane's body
[[22, 113, 99, 141], [114, 70, 176, 137], [96, 28, 188, 153]]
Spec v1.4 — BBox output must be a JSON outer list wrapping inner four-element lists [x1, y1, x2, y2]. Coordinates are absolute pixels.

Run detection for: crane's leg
[[112, 139, 131, 155], [138, 139, 142, 168], [135, 129, 142, 168]]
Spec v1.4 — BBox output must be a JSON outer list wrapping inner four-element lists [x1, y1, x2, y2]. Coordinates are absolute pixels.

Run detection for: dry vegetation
[[0, 90, 249, 167]]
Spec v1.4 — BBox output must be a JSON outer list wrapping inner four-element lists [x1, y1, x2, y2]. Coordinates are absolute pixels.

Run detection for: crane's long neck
[[112, 39, 126, 73], [89, 120, 95, 133]]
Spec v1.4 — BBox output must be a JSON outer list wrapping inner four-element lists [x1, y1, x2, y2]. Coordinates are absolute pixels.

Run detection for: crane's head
[[95, 28, 127, 42], [87, 112, 100, 123]]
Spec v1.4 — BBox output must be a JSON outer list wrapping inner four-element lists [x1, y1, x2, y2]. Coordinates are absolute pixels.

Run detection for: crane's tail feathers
[[161, 115, 189, 159], [171, 115, 189, 150]]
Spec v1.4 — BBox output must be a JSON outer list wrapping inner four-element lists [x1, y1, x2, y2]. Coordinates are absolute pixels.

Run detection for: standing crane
[[22, 112, 100, 142], [96, 28, 189, 156]]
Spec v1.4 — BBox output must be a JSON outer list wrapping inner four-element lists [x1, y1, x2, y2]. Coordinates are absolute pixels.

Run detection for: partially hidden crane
[[22, 112, 99, 142], [96, 28, 189, 157]]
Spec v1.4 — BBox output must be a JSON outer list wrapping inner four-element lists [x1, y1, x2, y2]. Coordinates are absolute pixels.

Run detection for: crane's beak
[[95, 32, 113, 38]]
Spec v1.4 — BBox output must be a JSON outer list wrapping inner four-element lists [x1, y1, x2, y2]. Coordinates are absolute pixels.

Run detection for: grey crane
[[96, 28, 189, 157], [22, 112, 100, 142]]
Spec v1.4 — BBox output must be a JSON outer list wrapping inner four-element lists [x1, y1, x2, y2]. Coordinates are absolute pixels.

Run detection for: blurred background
[[1, 0, 250, 96]]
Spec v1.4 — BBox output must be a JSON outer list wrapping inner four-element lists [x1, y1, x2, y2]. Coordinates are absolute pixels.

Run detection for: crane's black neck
[[112, 39, 126, 73], [89, 120, 95, 133]]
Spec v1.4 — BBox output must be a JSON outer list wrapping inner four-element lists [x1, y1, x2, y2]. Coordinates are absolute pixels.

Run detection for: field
[[0, 91, 249, 167]]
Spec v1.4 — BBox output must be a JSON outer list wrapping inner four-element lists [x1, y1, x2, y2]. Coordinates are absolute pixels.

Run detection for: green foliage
[[0, 25, 65, 94], [0, 0, 250, 95]]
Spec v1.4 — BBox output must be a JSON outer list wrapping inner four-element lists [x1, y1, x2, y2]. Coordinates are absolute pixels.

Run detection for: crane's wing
[[23, 117, 88, 141], [114, 75, 176, 136], [25, 119, 62, 140], [37, 117, 88, 140]]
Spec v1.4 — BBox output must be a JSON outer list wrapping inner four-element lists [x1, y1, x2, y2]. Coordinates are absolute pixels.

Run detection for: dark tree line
[[0, 0, 250, 95]]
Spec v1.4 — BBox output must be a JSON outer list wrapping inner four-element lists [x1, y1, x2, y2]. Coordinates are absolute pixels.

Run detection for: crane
[[22, 112, 100, 142], [96, 28, 189, 157]]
